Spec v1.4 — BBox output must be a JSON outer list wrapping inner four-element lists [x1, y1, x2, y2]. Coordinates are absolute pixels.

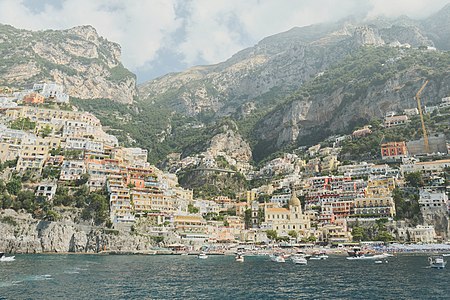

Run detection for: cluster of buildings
[[0, 83, 195, 229], [1, 83, 449, 246]]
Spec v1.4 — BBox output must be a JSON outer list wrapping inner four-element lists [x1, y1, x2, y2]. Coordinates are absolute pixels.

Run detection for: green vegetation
[[265, 229, 277, 241], [108, 64, 135, 82], [351, 219, 394, 242], [187, 203, 199, 214], [10, 117, 36, 131]]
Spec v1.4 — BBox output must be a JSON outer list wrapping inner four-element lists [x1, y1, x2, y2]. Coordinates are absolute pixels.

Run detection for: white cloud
[[0, 0, 181, 70], [0, 0, 448, 81], [367, 0, 449, 19]]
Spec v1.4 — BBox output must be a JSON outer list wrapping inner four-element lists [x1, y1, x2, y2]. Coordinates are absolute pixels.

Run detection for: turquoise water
[[0, 254, 448, 299]]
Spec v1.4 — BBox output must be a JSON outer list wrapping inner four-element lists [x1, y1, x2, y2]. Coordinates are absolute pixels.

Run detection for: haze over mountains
[[1, 4, 450, 165]]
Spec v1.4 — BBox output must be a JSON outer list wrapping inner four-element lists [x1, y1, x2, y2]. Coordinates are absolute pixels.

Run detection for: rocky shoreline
[[0, 209, 156, 254]]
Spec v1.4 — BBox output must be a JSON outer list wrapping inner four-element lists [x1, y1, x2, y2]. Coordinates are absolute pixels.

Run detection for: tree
[[75, 173, 90, 186], [16, 190, 36, 213], [40, 125, 53, 138], [244, 208, 252, 229], [42, 166, 61, 179], [352, 226, 365, 242], [308, 235, 317, 242], [187, 204, 199, 214], [288, 230, 298, 239], [405, 172, 424, 187], [6, 179, 21, 195], [375, 231, 394, 243], [265, 229, 277, 241]]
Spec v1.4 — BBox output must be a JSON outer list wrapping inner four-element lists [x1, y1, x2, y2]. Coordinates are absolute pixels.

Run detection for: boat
[[235, 253, 244, 262], [428, 256, 446, 269], [374, 260, 383, 264], [346, 247, 389, 260], [294, 251, 311, 260], [346, 253, 389, 260], [0, 252, 15, 262], [291, 254, 308, 265], [197, 252, 208, 259], [310, 251, 328, 260], [269, 254, 286, 263]]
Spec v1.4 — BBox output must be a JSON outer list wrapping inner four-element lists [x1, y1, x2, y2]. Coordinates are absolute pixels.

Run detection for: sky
[[0, 0, 448, 83]]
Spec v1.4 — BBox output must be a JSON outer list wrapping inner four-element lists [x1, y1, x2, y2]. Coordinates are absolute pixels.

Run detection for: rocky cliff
[[133, 6, 450, 163], [0, 209, 155, 253], [252, 46, 450, 155], [138, 12, 442, 118], [0, 24, 136, 104]]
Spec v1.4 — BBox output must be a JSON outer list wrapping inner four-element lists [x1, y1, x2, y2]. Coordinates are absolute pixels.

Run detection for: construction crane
[[415, 80, 429, 153]]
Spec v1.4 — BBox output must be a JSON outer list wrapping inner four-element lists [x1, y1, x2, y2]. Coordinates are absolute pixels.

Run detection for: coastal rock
[[0, 210, 156, 254]]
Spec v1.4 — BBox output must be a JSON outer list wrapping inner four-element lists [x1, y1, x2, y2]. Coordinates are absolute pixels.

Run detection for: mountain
[[134, 5, 450, 163], [251, 47, 450, 160], [0, 24, 136, 103], [138, 12, 442, 118]]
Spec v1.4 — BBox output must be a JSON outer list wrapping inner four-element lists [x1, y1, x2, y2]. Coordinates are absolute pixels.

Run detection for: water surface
[[0, 254, 448, 299]]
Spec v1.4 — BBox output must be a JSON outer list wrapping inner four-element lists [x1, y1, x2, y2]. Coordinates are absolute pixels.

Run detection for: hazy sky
[[0, 0, 448, 83]]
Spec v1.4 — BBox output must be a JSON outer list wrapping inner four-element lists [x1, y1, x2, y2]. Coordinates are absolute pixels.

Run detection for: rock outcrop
[[0, 24, 136, 104], [0, 210, 154, 253]]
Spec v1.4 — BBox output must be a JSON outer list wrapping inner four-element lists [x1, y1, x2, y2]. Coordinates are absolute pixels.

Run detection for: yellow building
[[264, 190, 310, 237], [6, 106, 100, 126], [173, 215, 207, 233], [16, 143, 49, 173], [246, 190, 257, 203], [353, 197, 396, 218], [0, 142, 20, 162], [132, 188, 176, 215], [366, 177, 396, 197]]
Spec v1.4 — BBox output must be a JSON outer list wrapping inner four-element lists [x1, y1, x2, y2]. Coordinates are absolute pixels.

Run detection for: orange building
[[23, 93, 45, 105], [381, 141, 408, 160]]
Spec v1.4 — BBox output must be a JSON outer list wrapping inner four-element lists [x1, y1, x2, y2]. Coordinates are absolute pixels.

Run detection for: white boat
[[429, 256, 446, 269], [346, 253, 389, 260], [374, 260, 383, 264], [291, 255, 307, 265], [310, 252, 329, 260], [197, 252, 208, 259], [269, 254, 286, 263], [346, 247, 390, 260], [0, 252, 15, 262], [235, 253, 244, 262]]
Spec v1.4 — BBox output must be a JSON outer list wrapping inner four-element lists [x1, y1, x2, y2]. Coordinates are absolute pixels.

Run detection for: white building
[[33, 83, 69, 103], [60, 160, 86, 181], [270, 193, 291, 206], [35, 182, 58, 200]]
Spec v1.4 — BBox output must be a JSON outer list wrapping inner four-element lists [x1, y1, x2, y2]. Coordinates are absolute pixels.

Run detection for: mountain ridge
[[0, 24, 136, 103]]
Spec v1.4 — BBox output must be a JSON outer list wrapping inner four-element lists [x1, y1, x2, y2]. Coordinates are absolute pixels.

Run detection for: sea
[[0, 254, 448, 299]]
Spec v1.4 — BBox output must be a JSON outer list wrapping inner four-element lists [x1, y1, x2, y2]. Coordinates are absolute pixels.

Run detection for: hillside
[[251, 46, 450, 160], [0, 24, 136, 103]]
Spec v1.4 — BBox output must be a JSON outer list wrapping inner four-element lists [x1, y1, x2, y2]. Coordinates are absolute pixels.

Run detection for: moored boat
[[0, 252, 15, 262], [235, 253, 244, 262], [346, 247, 389, 260], [197, 252, 208, 259], [291, 254, 307, 265], [310, 251, 328, 260], [270, 254, 286, 263], [428, 256, 446, 269]]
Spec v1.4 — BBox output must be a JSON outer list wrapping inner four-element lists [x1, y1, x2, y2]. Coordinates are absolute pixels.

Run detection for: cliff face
[[0, 210, 154, 253], [253, 50, 450, 151], [0, 24, 136, 104], [138, 16, 439, 118], [134, 8, 450, 162]]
